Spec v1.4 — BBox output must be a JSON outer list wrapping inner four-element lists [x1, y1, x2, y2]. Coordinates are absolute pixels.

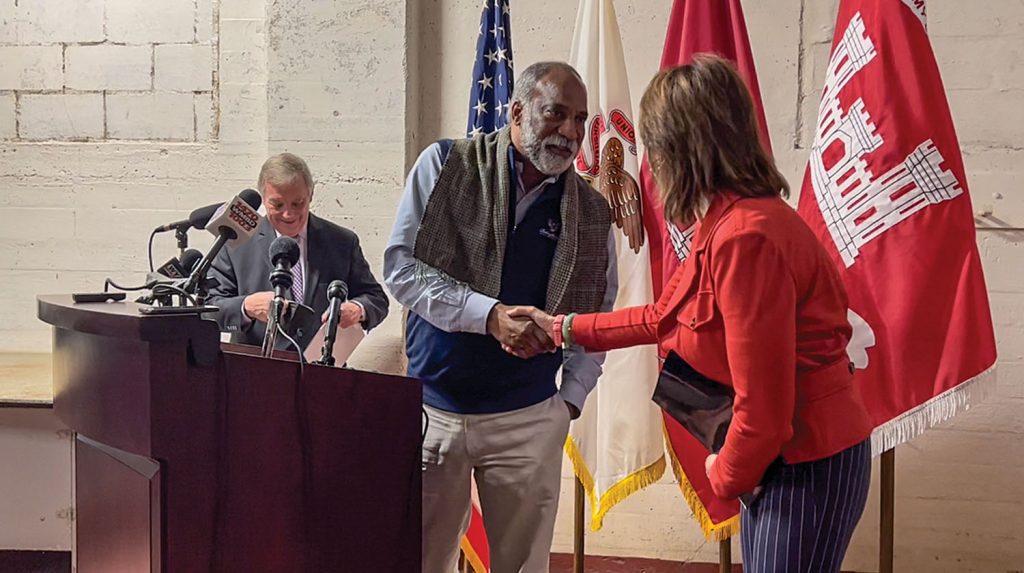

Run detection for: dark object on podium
[[652, 351, 733, 453], [37, 294, 422, 573], [281, 300, 316, 343]]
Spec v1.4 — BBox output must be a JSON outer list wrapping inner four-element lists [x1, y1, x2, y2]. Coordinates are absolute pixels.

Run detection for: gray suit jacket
[[207, 214, 389, 351]]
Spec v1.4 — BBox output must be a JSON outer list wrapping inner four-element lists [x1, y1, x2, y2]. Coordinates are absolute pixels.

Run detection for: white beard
[[520, 115, 578, 176]]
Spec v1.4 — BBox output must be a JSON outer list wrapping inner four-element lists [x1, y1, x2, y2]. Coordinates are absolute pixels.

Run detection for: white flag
[[566, 0, 666, 530]]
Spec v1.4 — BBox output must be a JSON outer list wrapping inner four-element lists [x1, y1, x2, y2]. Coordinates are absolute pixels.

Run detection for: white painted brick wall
[[222, 19, 267, 80], [195, 94, 214, 140], [0, 93, 15, 139], [154, 44, 213, 92], [0, 46, 62, 90], [19, 94, 104, 141], [197, 0, 214, 44], [106, 93, 194, 140], [65, 45, 152, 91], [105, 0, 195, 44], [15, 0, 104, 44], [0, 2, 16, 44]]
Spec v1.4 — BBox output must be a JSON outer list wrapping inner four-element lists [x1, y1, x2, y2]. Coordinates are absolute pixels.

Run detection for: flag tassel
[[662, 425, 741, 542], [869, 365, 997, 456], [564, 436, 667, 531]]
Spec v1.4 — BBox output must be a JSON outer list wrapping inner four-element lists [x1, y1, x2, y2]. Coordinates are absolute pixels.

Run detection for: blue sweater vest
[[407, 145, 565, 414]]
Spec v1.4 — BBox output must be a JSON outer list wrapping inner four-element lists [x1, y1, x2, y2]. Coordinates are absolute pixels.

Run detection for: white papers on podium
[[303, 322, 365, 366]]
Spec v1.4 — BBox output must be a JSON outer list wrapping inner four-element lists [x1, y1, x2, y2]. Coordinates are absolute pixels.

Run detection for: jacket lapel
[[662, 193, 742, 314]]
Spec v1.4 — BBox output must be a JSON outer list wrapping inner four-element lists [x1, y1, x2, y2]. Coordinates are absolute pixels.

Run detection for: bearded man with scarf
[[383, 61, 618, 572]]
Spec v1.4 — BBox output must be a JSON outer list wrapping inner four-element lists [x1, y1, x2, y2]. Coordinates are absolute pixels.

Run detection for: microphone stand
[[175, 227, 189, 259], [317, 281, 348, 367], [184, 232, 232, 306], [319, 300, 341, 366], [262, 266, 293, 358]]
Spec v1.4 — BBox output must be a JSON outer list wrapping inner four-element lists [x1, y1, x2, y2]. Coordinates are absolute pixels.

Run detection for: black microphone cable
[[147, 228, 158, 272], [276, 322, 314, 569]]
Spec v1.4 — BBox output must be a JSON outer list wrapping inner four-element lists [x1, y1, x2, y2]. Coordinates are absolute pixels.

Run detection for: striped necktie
[[290, 236, 304, 303]]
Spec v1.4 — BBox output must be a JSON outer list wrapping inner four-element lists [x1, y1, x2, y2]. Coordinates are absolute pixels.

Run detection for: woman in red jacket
[[514, 55, 874, 573]]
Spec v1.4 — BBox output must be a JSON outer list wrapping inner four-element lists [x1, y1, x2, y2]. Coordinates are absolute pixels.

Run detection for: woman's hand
[[704, 453, 718, 478]]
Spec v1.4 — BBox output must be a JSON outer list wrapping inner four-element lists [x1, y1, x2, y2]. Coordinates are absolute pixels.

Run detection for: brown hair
[[639, 54, 788, 226]]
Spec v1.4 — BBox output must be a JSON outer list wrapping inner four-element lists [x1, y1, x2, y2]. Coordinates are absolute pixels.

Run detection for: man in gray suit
[[208, 153, 389, 350]]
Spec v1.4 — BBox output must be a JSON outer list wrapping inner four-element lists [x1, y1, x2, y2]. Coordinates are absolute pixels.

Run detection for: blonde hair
[[639, 54, 788, 226], [257, 153, 314, 195]]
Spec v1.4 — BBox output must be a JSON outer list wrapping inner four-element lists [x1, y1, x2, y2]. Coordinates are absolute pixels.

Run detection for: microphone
[[137, 248, 205, 306], [319, 280, 348, 366], [184, 189, 262, 301], [153, 202, 222, 233], [262, 236, 300, 356], [155, 248, 204, 279]]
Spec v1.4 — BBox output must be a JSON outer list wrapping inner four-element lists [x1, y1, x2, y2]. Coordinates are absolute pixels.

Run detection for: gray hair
[[510, 61, 585, 110], [257, 152, 314, 195]]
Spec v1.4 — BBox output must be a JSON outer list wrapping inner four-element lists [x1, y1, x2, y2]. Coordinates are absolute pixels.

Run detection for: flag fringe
[[459, 536, 488, 573], [662, 424, 740, 542], [564, 436, 667, 531], [870, 364, 997, 456]]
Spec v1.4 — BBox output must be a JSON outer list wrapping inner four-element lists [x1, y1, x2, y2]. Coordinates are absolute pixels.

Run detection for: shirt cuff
[[461, 292, 500, 334], [240, 298, 253, 328], [350, 299, 366, 323], [559, 379, 588, 414]]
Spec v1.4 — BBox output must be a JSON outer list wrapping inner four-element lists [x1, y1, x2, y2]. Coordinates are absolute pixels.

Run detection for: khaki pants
[[421, 394, 571, 573]]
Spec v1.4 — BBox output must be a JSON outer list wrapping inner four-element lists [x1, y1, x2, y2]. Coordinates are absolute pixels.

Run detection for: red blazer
[[572, 193, 872, 500]]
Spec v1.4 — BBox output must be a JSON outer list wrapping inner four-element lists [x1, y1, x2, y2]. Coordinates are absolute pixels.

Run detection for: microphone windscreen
[[239, 188, 262, 210], [180, 248, 204, 272], [269, 236, 300, 267], [188, 203, 222, 230], [327, 279, 348, 300]]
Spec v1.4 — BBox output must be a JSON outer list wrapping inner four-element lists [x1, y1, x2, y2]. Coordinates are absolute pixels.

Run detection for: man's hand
[[487, 303, 555, 359], [507, 306, 556, 340], [243, 291, 280, 323], [321, 301, 364, 329], [338, 301, 363, 329]]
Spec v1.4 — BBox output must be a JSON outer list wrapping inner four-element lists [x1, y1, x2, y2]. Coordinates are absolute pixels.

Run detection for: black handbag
[[652, 351, 734, 453]]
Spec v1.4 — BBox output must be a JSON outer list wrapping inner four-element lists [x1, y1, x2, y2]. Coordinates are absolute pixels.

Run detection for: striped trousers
[[740, 440, 871, 573]]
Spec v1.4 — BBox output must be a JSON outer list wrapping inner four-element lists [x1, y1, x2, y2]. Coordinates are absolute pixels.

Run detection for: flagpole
[[719, 539, 731, 572], [573, 477, 585, 572], [880, 449, 896, 573]]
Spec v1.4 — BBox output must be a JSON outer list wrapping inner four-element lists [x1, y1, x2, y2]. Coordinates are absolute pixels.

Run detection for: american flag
[[466, 0, 514, 137]]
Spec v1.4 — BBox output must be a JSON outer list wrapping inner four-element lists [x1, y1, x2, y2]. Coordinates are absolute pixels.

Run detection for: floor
[[550, 554, 742, 572]]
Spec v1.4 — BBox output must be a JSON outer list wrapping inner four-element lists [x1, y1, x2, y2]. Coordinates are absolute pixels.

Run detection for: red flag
[[796, 1, 996, 452], [460, 502, 489, 572], [638, 0, 770, 540]]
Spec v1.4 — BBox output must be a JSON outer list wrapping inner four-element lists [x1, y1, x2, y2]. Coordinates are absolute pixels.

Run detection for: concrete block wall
[[0, 0, 215, 142], [0, 0, 269, 351]]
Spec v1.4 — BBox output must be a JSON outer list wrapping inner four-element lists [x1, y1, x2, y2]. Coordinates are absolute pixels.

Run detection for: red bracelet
[[552, 314, 566, 347]]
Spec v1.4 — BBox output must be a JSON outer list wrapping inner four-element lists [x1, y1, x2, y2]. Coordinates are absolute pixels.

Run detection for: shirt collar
[[274, 222, 308, 244]]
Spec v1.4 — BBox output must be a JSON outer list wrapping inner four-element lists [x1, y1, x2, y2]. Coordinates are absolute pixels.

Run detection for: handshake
[[486, 303, 558, 360]]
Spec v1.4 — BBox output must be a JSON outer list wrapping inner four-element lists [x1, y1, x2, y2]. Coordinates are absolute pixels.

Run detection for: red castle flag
[[796, 0, 997, 453]]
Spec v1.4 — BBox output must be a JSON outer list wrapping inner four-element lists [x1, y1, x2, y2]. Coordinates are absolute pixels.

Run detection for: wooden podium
[[37, 295, 421, 573]]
